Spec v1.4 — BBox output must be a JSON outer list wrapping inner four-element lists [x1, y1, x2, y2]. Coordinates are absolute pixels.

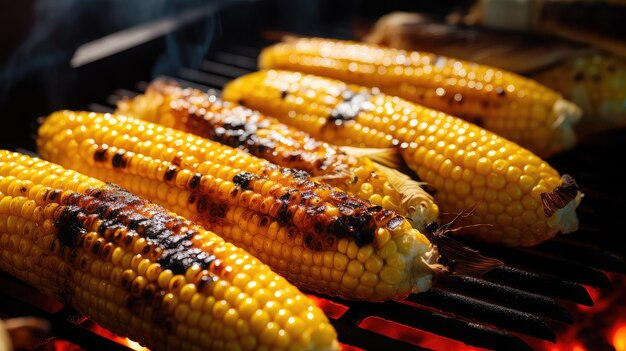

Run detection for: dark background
[[0, 0, 472, 150]]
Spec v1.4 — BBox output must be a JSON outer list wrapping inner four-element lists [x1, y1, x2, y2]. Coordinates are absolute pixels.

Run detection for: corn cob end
[[543, 175, 583, 236], [383, 222, 444, 297], [549, 98, 582, 156], [414, 239, 444, 292]]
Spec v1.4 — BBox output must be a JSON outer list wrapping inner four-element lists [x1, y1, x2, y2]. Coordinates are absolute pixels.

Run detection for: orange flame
[[357, 316, 488, 351], [612, 323, 626, 351], [307, 294, 349, 319], [124, 338, 150, 351]]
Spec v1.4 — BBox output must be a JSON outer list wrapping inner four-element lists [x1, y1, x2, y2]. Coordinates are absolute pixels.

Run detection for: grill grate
[[3, 33, 626, 351]]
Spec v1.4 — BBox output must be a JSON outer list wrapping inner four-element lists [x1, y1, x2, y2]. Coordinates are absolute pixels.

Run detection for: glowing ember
[[42, 340, 83, 350], [531, 273, 626, 351], [307, 294, 349, 319], [125, 338, 150, 351], [340, 343, 366, 351], [612, 323, 626, 351], [358, 316, 488, 351]]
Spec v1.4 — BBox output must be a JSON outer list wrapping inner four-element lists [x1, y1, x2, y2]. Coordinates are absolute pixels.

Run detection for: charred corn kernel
[[531, 54, 626, 134], [0, 150, 337, 351], [256, 38, 582, 157], [116, 80, 438, 231], [38, 111, 442, 301], [223, 70, 583, 246]]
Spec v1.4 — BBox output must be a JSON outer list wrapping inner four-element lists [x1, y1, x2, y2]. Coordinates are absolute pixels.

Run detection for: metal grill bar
[[178, 67, 231, 88], [406, 290, 556, 341], [329, 317, 430, 351], [221, 44, 263, 58], [527, 238, 626, 274], [482, 266, 593, 306], [340, 300, 533, 351], [468, 242, 611, 288], [212, 52, 257, 70], [201, 60, 254, 78], [435, 276, 573, 323]]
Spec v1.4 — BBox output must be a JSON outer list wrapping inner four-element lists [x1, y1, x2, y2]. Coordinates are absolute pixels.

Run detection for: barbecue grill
[[1, 1, 625, 350]]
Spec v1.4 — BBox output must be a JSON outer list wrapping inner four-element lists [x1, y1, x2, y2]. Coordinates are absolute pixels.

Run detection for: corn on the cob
[[258, 37, 583, 158], [531, 54, 626, 134], [222, 70, 583, 247], [0, 150, 338, 351], [364, 13, 626, 136], [115, 80, 439, 232], [37, 111, 446, 301]]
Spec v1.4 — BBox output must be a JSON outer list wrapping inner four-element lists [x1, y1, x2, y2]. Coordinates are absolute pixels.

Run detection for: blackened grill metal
[[2, 36, 626, 351]]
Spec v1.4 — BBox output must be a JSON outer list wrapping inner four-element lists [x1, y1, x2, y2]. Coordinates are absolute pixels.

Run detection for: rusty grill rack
[[2, 25, 626, 351]]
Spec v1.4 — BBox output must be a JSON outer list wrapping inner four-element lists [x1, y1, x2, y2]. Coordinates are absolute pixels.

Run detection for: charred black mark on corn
[[48, 184, 216, 311], [280, 167, 310, 181], [233, 172, 259, 190], [209, 203, 228, 218], [51, 184, 219, 277], [94, 145, 108, 162], [175, 94, 351, 177], [180, 103, 277, 156], [197, 274, 217, 289], [55, 206, 88, 248], [259, 216, 270, 228], [93, 145, 132, 173], [160, 245, 216, 276], [111, 150, 126, 168], [193, 195, 229, 220], [265, 179, 403, 248], [332, 213, 376, 246], [328, 90, 370, 124], [46, 189, 62, 202], [188, 173, 202, 190], [164, 165, 178, 183]]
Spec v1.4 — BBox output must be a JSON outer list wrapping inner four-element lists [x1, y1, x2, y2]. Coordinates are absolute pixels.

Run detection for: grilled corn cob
[[37, 111, 445, 301], [364, 12, 626, 135], [222, 70, 583, 247], [115, 80, 438, 232], [531, 54, 626, 134], [258, 37, 583, 158], [0, 150, 338, 351]]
